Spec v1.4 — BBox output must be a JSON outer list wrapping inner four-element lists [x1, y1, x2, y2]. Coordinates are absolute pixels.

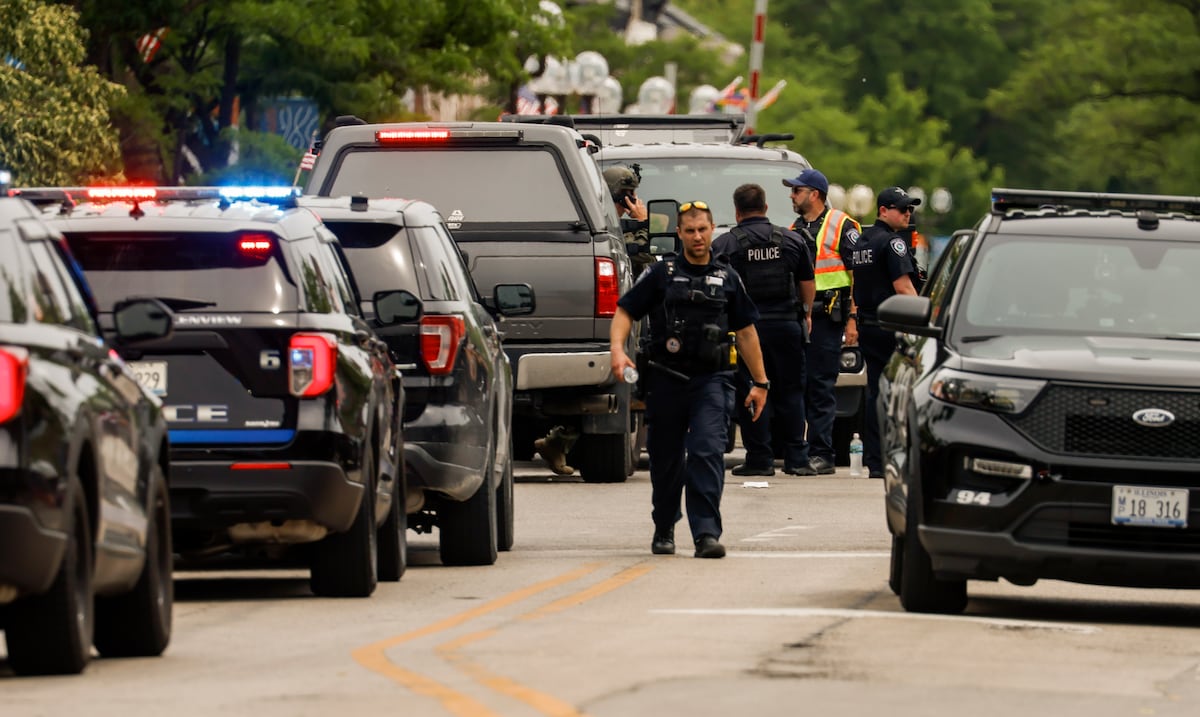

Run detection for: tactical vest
[[647, 256, 732, 375], [727, 225, 796, 319], [812, 208, 857, 290]]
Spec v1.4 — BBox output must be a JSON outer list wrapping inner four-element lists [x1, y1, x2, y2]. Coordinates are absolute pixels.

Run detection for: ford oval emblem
[[1132, 408, 1175, 428]]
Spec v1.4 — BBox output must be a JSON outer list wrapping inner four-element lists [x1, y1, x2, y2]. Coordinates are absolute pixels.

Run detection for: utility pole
[[746, 0, 768, 133]]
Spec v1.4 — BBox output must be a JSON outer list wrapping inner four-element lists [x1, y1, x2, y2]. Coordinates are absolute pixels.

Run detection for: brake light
[[595, 257, 619, 318], [376, 129, 450, 143], [238, 233, 274, 258], [86, 186, 158, 200], [230, 462, 292, 471], [288, 333, 337, 397], [419, 315, 465, 375], [0, 347, 29, 424]]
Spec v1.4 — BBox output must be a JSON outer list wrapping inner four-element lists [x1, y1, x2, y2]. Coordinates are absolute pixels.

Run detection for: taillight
[[288, 333, 337, 397], [0, 347, 29, 424], [595, 257, 619, 318], [376, 129, 450, 143], [419, 315, 465, 375]]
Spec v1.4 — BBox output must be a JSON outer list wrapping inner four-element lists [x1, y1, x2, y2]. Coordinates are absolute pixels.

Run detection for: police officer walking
[[845, 187, 920, 479], [784, 169, 862, 475], [610, 201, 769, 559], [712, 183, 816, 476]]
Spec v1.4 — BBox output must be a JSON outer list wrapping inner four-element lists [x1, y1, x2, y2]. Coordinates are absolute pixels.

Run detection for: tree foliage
[[0, 0, 124, 185]]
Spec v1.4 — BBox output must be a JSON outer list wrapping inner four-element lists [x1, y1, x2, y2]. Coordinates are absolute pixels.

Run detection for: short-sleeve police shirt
[[845, 219, 916, 311], [618, 254, 759, 331]]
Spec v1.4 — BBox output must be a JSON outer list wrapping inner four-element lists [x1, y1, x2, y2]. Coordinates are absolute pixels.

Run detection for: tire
[[95, 464, 173, 657], [6, 476, 94, 675], [511, 419, 536, 461], [439, 467, 498, 566], [310, 443, 378, 597], [888, 533, 903, 596], [577, 433, 629, 483], [725, 417, 737, 454], [899, 498, 967, 614], [625, 411, 641, 478], [377, 473, 408, 582], [496, 454, 515, 552]]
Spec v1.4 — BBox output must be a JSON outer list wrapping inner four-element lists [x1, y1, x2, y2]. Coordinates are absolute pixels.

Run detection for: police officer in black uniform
[[844, 187, 920, 479], [611, 201, 769, 559], [712, 183, 816, 476]]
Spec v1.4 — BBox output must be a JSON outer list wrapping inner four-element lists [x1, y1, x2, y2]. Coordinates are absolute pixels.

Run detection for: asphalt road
[[4, 452, 1200, 717]]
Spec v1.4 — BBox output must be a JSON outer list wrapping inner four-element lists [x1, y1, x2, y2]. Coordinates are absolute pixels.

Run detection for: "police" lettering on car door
[[162, 405, 229, 423]]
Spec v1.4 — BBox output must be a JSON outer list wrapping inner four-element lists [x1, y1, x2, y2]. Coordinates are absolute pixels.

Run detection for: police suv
[[19, 186, 408, 597], [879, 188, 1200, 613]]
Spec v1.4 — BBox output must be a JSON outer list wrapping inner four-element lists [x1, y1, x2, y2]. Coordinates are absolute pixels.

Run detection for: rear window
[[600, 157, 808, 228], [64, 231, 297, 313], [322, 222, 417, 299], [325, 149, 581, 223]]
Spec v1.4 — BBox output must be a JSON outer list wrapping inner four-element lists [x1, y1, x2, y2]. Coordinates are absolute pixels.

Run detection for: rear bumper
[[506, 344, 612, 391], [169, 460, 362, 534], [0, 504, 67, 594], [403, 403, 488, 502]]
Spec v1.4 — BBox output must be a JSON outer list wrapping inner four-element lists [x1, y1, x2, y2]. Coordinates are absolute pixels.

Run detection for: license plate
[[128, 360, 168, 396], [1111, 485, 1189, 528]]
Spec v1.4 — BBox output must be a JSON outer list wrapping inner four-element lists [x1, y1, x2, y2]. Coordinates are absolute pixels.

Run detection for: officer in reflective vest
[[845, 186, 920, 479], [611, 201, 768, 560], [784, 169, 862, 475], [712, 183, 816, 477]]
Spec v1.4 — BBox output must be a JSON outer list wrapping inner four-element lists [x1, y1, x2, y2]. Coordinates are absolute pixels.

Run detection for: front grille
[[1008, 384, 1200, 460]]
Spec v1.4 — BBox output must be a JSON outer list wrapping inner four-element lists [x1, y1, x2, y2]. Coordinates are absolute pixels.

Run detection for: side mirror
[[877, 294, 942, 338], [494, 283, 535, 316], [646, 199, 678, 235], [373, 289, 422, 325], [649, 236, 677, 256], [113, 298, 174, 342]]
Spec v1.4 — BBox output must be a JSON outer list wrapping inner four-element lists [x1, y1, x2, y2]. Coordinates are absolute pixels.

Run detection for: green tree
[[0, 0, 124, 185]]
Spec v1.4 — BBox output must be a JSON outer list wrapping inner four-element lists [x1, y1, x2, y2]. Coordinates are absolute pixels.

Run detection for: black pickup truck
[[304, 119, 637, 483]]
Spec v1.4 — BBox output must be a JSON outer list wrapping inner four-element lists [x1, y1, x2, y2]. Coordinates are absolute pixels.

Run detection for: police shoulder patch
[[845, 229, 860, 244], [890, 238, 908, 256]]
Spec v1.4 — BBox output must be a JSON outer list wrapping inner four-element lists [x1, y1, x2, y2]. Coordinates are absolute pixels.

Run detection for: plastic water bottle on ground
[[849, 433, 864, 477]]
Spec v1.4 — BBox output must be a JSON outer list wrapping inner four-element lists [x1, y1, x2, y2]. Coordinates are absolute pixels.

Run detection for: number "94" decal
[[952, 489, 992, 506]]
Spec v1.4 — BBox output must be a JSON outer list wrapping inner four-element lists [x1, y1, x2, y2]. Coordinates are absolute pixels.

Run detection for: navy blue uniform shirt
[[844, 219, 916, 311], [618, 254, 759, 330], [712, 216, 814, 317]]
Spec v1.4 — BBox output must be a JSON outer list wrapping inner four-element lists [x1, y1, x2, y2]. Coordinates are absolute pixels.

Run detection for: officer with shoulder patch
[[844, 186, 920, 479], [712, 183, 816, 477], [785, 168, 863, 475], [603, 164, 655, 277], [610, 201, 769, 559]]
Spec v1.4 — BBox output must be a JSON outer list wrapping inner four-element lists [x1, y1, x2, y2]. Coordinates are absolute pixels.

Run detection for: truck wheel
[[577, 433, 629, 483], [899, 498, 967, 614], [96, 464, 173, 657], [377, 472, 407, 582], [496, 455, 515, 552], [310, 443, 378, 597], [7, 476, 94, 675], [439, 457, 498, 566]]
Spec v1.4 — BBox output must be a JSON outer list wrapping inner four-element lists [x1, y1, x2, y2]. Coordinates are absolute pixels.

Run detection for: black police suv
[[23, 186, 407, 598], [303, 119, 639, 483], [878, 188, 1200, 614], [301, 196, 534, 565], [0, 197, 173, 675]]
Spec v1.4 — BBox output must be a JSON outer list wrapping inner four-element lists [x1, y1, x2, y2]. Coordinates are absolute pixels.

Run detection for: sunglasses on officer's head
[[679, 200, 709, 212]]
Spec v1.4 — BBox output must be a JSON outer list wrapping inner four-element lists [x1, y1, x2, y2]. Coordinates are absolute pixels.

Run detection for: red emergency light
[[375, 129, 451, 143], [86, 187, 159, 200]]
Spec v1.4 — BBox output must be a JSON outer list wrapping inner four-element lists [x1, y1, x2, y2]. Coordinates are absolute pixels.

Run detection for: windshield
[[63, 232, 297, 313], [599, 157, 807, 229], [324, 148, 581, 224], [957, 235, 1200, 339]]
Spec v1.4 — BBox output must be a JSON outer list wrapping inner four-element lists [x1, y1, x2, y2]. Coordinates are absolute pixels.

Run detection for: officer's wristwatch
[[751, 379, 771, 390]]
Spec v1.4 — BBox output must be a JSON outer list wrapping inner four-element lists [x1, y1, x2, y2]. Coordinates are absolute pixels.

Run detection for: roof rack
[[991, 188, 1200, 216], [738, 132, 795, 148], [10, 186, 300, 213]]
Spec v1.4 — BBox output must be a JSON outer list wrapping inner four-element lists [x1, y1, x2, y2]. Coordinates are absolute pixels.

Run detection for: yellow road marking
[[351, 563, 602, 717]]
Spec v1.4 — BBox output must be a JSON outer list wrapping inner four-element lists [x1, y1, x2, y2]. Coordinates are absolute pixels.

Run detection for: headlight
[[929, 369, 1045, 414]]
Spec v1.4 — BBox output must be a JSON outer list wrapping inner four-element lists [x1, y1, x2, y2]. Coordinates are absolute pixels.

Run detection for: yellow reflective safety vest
[[812, 208, 859, 291]]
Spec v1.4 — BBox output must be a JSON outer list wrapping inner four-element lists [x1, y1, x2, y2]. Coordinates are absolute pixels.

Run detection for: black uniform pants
[[645, 369, 735, 542], [805, 308, 845, 463], [858, 321, 896, 477], [736, 318, 808, 470]]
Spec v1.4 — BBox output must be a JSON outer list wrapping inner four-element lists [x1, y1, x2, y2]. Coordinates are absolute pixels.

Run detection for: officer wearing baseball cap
[[844, 186, 921, 479], [783, 168, 863, 475]]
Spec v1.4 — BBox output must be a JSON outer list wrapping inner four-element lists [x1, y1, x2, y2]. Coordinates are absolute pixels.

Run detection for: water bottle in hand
[[622, 366, 639, 384], [849, 432, 864, 477]]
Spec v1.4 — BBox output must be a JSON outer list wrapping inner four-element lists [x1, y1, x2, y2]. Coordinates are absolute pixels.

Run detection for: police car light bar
[[10, 185, 301, 206], [991, 188, 1200, 216]]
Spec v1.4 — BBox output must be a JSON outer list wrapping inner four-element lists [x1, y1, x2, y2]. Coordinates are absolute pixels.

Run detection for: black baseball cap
[[877, 186, 922, 210]]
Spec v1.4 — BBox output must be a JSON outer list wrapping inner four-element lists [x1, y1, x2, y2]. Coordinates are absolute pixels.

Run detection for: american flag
[[137, 28, 168, 63], [516, 85, 541, 115], [299, 151, 317, 171]]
